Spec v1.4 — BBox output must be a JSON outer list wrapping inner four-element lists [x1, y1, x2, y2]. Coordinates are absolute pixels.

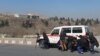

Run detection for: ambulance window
[[51, 29, 59, 35], [73, 27, 82, 33], [62, 28, 71, 33]]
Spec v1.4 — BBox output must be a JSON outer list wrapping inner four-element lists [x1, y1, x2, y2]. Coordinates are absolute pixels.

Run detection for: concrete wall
[[0, 38, 37, 45], [0, 36, 100, 46]]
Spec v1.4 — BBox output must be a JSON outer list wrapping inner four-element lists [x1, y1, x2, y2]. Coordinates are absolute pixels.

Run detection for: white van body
[[39, 25, 90, 44]]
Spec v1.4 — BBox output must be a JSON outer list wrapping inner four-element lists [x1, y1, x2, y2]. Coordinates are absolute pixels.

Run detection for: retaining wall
[[0, 38, 37, 45], [0, 36, 100, 46]]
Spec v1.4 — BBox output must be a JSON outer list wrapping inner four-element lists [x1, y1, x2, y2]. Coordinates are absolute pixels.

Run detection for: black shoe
[[80, 52, 84, 54]]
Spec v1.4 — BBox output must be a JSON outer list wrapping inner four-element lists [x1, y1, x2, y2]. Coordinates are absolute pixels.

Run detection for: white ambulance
[[38, 25, 91, 48]]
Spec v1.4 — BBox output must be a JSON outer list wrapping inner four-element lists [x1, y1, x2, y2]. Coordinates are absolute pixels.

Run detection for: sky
[[0, 0, 100, 19]]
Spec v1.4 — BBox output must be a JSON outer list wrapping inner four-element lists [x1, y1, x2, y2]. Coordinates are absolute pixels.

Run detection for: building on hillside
[[14, 14, 20, 18], [0, 13, 47, 19], [27, 14, 39, 19], [13, 13, 40, 19]]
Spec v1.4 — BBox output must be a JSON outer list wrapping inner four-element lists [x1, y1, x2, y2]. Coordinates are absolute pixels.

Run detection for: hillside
[[0, 16, 100, 36]]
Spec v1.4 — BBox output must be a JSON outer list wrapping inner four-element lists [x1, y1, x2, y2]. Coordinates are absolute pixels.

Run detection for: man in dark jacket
[[76, 36, 84, 54], [80, 35, 89, 52], [42, 32, 49, 48], [88, 32, 99, 53], [67, 36, 77, 52]]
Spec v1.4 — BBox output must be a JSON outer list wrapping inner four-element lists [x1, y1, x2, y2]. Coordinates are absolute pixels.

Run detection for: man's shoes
[[80, 52, 84, 54], [79, 52, 84, 54]]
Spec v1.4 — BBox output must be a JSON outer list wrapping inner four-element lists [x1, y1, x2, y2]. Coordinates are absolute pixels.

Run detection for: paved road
[[0, 44, 100, 56]]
